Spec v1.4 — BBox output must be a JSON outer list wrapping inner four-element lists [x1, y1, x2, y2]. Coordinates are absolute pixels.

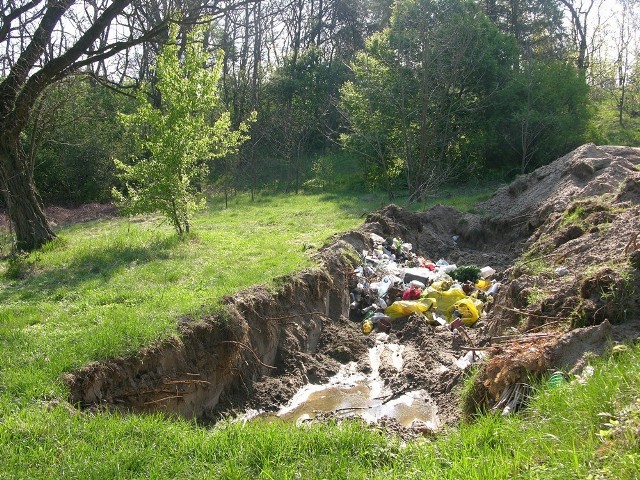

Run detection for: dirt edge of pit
[[64, 143, 640, 434]]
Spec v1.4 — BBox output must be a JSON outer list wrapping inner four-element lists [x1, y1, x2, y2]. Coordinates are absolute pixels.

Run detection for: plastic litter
[[362, 319, 374, 334], [423, 288, 467, 318], [402, 284, 422, 300], [403, 267, 435, 285], [487, 282, 502, 296], [493, 383, 531, 415], [385, 299, 436, 319], [452, 298, 481, 326], [455, 350, 485, 369], [378, 317, 392, 333], [370, 233, 385, 244], [377, 275, 392, 298], [479, 266, 496, 278], [349, 233, 500, 335], [548, 371, 568, 388]]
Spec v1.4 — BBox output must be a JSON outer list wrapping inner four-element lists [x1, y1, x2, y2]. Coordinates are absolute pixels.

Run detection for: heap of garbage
[[350, 233, 500, 335]]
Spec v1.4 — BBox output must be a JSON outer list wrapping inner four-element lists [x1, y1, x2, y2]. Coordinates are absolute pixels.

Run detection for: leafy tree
[[339, 43, 405, 198], [257, 45, 348, 192], [341, 0, 518, 200], [501, 59, 590, 173], [113, 26, 254, 236], [0, 0, 250, 251]]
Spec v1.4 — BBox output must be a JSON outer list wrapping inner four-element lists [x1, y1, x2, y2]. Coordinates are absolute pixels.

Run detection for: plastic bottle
[[362, 319, 374, 335], [377, 275, 391, 298], [487, 282, 502, 296], [548, 371, 567, 388]]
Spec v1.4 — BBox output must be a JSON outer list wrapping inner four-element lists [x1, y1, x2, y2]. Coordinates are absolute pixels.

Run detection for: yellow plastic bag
[[423, 288, 467, 318], [475, 279, 491, 291], [429, 280, 452, 292], [384, 298, 436, 319], [362, 319, 374, 334], [452, 298, 482, 326]]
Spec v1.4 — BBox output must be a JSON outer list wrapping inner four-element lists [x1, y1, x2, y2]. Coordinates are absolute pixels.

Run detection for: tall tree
[[0, 0, 250, 250], [113, 26, 254, 235], [557, 0, 597, 71], [481, 0, 565, 59], [1, 0, 132, 250], [341, 0, 518, 200]]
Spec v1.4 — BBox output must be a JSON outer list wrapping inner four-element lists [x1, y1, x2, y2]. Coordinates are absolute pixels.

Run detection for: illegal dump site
[[65, 144, 640, 437]]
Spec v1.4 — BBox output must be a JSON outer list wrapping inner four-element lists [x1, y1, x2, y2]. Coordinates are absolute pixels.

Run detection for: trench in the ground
[[63, 146, 640, 429], [248, 332, 441, 428], [64, 204, 519, 427]]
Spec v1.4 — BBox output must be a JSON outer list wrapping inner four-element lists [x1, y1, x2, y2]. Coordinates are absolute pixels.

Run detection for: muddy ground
[[60, 144, 640, 438]]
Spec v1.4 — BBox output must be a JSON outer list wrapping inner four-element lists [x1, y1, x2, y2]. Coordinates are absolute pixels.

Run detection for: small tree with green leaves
[[114, 26, 254, 236]]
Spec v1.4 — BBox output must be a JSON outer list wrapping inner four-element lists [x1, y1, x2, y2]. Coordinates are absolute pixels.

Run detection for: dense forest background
[[2, 0, 640, 208]]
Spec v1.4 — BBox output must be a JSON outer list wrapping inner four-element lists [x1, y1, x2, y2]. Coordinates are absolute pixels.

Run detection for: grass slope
[[1, 189, 638, 479]]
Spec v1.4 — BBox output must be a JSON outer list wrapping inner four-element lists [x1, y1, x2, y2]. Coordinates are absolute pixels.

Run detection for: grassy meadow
[[1, 189, 639, 479]]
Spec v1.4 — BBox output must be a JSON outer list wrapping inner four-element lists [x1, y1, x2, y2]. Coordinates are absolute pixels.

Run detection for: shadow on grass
[[0, 235, 183, 304], [318, 191, 393, 217]]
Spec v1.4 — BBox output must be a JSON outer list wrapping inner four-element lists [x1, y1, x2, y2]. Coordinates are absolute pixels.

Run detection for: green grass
[[0, 193, 369, 404], [3, 339, 640, 479], [586, 97, 640, 146], [2, 189, 639, 478]]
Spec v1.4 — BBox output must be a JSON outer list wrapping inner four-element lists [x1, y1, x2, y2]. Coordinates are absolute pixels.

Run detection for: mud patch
[[0, 203, 116, 231]]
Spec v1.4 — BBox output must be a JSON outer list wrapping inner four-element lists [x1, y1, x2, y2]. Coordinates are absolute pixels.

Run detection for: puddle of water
[[273, 333, 439, 429]]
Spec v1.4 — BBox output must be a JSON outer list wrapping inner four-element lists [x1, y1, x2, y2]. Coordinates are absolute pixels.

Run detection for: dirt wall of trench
[[64, 243, 359, 420]]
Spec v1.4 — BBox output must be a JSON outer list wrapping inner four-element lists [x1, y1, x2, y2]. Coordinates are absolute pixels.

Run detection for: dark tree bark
[[558, 0, 594, 72], [0, 0, 252, 250], [0, 0, 133, 250]]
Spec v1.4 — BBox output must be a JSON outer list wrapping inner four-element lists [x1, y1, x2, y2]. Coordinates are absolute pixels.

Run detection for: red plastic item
[[402, 286, 422, 300]]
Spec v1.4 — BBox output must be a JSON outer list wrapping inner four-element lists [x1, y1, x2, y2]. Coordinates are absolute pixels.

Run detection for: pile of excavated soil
[[64, 144, 640, 437]]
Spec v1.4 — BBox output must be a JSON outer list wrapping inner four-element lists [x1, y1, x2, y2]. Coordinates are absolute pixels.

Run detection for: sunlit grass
[[2, 189, 639, 478], [587, 97, 640, 147], [0, 193, 367, 402]]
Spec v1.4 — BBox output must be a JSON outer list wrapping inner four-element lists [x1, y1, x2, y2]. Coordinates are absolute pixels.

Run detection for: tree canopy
[[1, 0, 637, 248]]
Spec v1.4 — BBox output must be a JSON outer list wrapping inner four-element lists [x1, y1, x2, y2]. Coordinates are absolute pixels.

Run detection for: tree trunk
[[0, 133, 56, 250]]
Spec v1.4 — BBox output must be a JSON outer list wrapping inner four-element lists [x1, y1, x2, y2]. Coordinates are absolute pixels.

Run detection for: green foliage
[[2, 193, 640, 478], [114, 26, 254, 235], [251, 46, 349, 193], [303, 154, 336, 192], [494, 59, 590, 173], [3, 252, 36, 280], [28, 77, 134, 204], [0, 192, 367, 400], [586, 97, 640, 146], [560, 204, 588, 227], [340, 0, 519, 200], [450, 265, 482, 283]]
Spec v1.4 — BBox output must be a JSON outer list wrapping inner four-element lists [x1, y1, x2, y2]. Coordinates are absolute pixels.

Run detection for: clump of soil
[[64, 144, 640, 433]]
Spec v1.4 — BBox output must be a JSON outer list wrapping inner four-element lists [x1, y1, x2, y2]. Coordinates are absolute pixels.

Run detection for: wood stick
[[219, 340, 278, 370], [494, 304, 568, 321], [144, 395, 183, 405]]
